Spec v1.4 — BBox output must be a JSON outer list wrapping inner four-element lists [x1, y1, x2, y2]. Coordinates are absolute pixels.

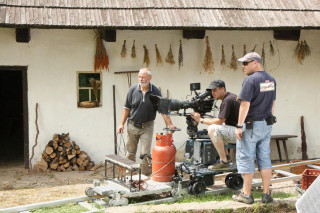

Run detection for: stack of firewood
[[36, 133, 95, 172]]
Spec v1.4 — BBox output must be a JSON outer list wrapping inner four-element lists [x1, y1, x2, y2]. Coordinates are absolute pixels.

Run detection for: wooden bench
[[271, 135, 297, 163]]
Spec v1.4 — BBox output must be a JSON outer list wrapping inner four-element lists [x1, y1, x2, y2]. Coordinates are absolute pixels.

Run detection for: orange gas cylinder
[[152, 133, 176, 182]]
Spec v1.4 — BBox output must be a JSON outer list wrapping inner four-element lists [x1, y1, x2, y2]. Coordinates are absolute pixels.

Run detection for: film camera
[[150, 83, 214, 138]]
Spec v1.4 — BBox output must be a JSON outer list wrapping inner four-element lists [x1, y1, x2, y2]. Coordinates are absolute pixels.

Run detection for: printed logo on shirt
[[260, 81, 275, 92]]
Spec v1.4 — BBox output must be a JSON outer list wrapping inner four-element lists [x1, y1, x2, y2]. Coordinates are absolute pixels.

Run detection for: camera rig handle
[[163, 127, 181, 133]]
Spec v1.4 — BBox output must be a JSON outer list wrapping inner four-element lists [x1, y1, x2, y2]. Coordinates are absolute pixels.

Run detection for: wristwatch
[[236, 124, 243, 128], [200, 118, 204, 124]]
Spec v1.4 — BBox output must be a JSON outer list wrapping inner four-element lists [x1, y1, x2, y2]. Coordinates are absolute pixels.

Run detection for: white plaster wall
[[0, 28, 319, 165]]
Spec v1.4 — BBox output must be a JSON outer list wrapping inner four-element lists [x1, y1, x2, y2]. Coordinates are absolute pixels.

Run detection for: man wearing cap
[[118, 68, 176, 176], [232, 52, 276, 204], [191, 80, 240, 170]]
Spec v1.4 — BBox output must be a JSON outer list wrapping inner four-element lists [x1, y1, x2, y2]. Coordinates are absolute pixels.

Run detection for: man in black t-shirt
[[191, 80, 240, 170]]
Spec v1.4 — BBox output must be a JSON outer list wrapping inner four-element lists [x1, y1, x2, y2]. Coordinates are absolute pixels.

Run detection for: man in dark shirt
[[118, 68, 176, 176], [191, 80, 240, 170], [232, 52, 276, 204]]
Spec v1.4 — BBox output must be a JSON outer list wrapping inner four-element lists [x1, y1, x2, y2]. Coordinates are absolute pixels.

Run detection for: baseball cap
[[237, 52, 262, 63], [207, 80, 225, 91]]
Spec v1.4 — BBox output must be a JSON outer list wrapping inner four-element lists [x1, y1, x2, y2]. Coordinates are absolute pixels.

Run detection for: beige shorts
[[208, 124, 237, 144]]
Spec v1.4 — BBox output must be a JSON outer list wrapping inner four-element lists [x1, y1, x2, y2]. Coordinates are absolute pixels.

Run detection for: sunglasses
[[242, 60, 255, 66]]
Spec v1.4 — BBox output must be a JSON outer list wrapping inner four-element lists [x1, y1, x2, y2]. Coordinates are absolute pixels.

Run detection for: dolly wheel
[[85, 187, 95, 197], [191, 181, 206, 196], [225, 173, 243, 190]]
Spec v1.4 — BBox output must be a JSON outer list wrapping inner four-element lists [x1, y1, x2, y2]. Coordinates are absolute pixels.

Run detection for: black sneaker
[[232, 192, 254, 204], [262, 192, 273, 203], [208, 160, 230, 171]]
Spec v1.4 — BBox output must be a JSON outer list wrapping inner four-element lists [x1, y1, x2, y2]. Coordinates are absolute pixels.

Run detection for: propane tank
[[152, 133, 176, 182]]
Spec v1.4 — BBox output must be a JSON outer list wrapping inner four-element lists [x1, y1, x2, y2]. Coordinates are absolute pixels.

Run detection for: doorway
[[0, 66, 29, 168]]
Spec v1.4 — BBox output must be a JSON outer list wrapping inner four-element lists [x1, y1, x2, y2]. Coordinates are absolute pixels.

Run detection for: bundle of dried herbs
[[165, 45, 175, 65], [243, 44, 247, 56], [143, 45, 150, 67], [178, 40, 183, 70], [230, 45, 237, 71], [294, 41, 301, 57], [121, 40, 127, 57], [155, 44, 163, 65], [269, 41, 275, 56], [131, 40, 136, 58], [261, 43, 265, 67], [203, 36, 214, 73], [221, 45, 226, 66], [94, 31, 109, 72], [295, 40, 311, 64]]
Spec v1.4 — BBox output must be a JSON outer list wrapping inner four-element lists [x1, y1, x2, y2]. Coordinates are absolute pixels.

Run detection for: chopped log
[[72, 141, 76, 146], [83, 159, 89, 167], [61, 139, 66, 144], [52, 156, 59, 163], [72, 164, 79, 171], [66, 167, 72, 172], [48, 140, 54, 147], [86, 161, 95, 171], [63, 162, 70, 168], [60, 166, 66, 172], [76, 150, 81, 155], [90, 162, 103, 171], [53, 142, 58, 150], [68, 154, 76, 160], [71, 157, 77, 165], [61, 148, 67, 156], [77, 158, 83, 166], [79, 165, 85, 171], [58, 146, 63, 152], [45, 146, 53, 155], [50, 162, 59, 170], [79, 151, 88, 161], [74, 145, 80, 150], [53, 134, 59, 142], [64, 142, 71, 148], [71, 149, 76, 155], [38, 158, 48, 172], [49, 152, 56, 159]]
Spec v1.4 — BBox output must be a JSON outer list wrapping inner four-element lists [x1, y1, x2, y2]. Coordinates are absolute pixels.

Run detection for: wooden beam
[[183, 30, 205, 39]]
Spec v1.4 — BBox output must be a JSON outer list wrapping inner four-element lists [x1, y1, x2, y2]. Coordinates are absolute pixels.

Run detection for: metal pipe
[[113, 85, 117, 155], [130, 197, 181, 205], [0, 196, 90, 213]]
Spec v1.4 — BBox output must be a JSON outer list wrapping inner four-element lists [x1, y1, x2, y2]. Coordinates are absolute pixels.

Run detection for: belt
[[128, 120, 153, 125]]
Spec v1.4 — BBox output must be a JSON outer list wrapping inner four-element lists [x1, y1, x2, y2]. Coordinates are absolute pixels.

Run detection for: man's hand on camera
[[191, 112, 201, 123]]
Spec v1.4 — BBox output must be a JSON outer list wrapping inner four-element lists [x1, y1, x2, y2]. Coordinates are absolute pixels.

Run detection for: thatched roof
[[1, 0, 320, 29]]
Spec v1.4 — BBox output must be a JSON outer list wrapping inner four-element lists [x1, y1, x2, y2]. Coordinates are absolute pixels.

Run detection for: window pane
[[79, 89, 89, 102], [90, 89, 101, 101], [79, 73, 100, 87]]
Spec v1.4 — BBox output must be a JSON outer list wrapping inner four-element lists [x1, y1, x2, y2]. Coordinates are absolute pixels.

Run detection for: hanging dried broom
[[261, 43, 265, 67], [269, 41, 275, 56], [178, 40, 183, 70], [221, 45, 226, 65], [304, 40, 311, 57], [155, 44, 163, 65], [297, 41, 305, 64], [251, 44, 257, 52], [294, 41, 301, 57], [230, 45, 237, 71], [243, 44, 247, 56], [143, 45, 150, 67], [94, 30, 109, 72], [121, 40, 127, 57], [131, 40, 136, 58], [203, 36, 214, 73], [165, 44, 175, 65]]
